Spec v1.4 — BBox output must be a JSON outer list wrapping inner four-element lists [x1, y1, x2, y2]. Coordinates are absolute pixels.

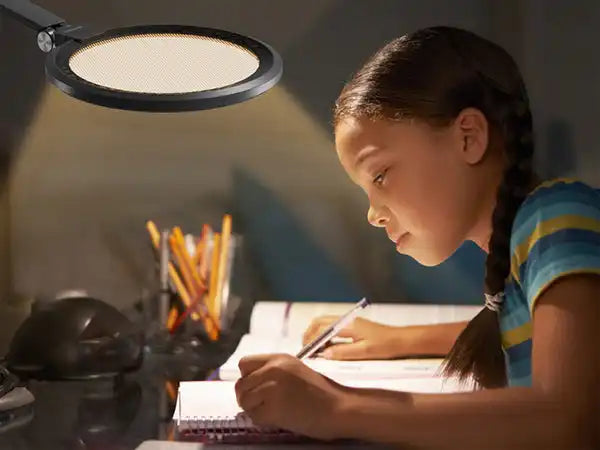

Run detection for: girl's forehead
[[335, 117, 421, 158], [335, 119, 376, 166], [336, 118, 386, 155]]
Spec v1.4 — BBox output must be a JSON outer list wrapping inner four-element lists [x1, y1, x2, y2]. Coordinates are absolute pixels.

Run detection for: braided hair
[[333, 26, 535, 388]]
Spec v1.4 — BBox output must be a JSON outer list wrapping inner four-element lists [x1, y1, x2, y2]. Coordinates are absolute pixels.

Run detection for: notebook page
[[173, 376, 473, 428], [173, 381, 244, 429]]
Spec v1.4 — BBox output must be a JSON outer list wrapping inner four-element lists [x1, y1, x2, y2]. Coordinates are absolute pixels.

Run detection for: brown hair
[[333, 26, 534, 388]]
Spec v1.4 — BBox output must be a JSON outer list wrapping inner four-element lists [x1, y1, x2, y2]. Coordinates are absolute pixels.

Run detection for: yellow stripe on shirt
[[511, 215, 600, 284], [532, 178, 577, 192], [501, 321, 532, 348]]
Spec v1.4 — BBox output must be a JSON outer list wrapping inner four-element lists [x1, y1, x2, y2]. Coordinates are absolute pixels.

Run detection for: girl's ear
[[455, 107, 489, 165]]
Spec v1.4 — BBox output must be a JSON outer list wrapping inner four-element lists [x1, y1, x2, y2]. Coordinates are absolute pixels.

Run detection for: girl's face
[[335, 113, 495, 266]]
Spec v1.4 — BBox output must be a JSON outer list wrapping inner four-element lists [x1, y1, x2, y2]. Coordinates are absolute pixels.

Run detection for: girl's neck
[[469, 173, 542, 254], [470, 193, 496, 254]]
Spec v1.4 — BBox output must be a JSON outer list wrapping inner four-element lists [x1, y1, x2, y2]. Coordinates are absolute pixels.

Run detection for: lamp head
[[0, 0, 283, 112]]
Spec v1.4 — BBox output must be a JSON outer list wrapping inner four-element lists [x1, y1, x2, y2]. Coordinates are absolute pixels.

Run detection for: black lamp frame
[[0, 0, 283, 112]]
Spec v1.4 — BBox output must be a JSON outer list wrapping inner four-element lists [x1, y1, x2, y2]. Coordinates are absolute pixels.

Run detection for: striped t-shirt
[[500, 178, 600, 386]]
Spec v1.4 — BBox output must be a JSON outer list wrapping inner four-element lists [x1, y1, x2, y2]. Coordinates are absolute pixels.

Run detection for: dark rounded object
[[6, 297, 144, 380]]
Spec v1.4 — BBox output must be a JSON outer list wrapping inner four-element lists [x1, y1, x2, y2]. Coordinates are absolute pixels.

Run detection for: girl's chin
[[395, 240, 453, 267]]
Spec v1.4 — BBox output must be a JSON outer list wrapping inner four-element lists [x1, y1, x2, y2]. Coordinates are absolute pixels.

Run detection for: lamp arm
[[0, 0, 97, 51], [0, 0, 65, 31]]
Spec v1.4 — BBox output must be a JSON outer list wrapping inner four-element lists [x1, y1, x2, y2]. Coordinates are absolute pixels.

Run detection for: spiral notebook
[[173, 377, 472, 444], [173, 381, 304, 443]]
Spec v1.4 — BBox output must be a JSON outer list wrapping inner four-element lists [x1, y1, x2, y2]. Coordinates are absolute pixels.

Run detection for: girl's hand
[[302, 316, 404, 360], [235, 353, 348, 440]]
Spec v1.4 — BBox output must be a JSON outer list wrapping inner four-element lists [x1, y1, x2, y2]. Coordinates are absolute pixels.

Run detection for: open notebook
[[219, 301, 482, 382], [173, 377, 472, 443]]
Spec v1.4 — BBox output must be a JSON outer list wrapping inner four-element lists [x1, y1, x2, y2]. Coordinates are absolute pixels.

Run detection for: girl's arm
[[334, 274, 600, 449], [302, 317, 469, 360]]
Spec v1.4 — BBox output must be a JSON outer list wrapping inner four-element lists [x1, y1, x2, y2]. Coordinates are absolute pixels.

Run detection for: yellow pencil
[[145, 220, 161, 248], [213, 214, 232, 330], [207, 232, 221, 339]]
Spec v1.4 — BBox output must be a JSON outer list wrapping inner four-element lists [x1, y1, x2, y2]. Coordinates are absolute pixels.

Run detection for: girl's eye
[[373, 169, 388, 186]]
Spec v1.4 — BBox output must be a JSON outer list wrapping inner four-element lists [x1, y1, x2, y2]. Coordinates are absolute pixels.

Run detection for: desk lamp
[[0, 0, 283, 112]]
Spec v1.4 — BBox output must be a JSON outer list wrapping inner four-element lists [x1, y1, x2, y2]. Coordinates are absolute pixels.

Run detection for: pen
[[296, 297, 370, 359]]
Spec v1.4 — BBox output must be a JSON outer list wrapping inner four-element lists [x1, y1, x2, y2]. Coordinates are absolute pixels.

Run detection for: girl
[[235, 26, 600, 449]]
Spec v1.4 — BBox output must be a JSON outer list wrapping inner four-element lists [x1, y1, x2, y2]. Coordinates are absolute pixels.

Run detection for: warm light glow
[[69, 34, 260, 94]]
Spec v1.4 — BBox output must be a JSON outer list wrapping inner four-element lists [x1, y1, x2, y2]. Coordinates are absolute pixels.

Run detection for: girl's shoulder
[[516, 178, 600, 223], [510, 178, 600, 253], [509, 178, 600, 305]]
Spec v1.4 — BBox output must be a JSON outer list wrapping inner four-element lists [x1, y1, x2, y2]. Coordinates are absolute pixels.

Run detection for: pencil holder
[[144, 228, 250, 355]]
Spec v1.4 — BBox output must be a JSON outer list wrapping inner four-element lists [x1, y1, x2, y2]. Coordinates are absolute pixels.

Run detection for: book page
[[285, 302, 481, 338], [248, 301, 290, 336], [219, 334, 446, 382], [248, 301, 482, 338], [342, 376, 475, 393], [305, 358, 444, 382], [219, 334, 301, 380]]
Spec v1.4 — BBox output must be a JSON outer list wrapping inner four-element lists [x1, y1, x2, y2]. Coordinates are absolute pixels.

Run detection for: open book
[[219, 301, 482, 382]]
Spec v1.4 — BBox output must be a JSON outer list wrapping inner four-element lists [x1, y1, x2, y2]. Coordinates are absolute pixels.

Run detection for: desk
[[0, 342, 238, 450], [0, 297, 250, 450], [136, 440, 391, 449], [0, 297, 402, 450]]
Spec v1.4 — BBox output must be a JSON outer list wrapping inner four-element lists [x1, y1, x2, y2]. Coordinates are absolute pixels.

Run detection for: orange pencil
[[173, 227, 206, 291], [170, 232, 217, 335], [165, 380, 177, 402], [193, 224, 210, 265], [199, 225, 213, 283], [169, 234, 199, 299], [193, 236, 205, 268], [166, 306, 178, 330], [168, 262, 202, 322]]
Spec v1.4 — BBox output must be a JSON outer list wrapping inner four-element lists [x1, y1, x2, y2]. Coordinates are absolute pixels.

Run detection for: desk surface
[[0, 296, 254, 450], [136, 439, 390, 449], [0, 340, 238, 450], [0, 296, 409, 450]]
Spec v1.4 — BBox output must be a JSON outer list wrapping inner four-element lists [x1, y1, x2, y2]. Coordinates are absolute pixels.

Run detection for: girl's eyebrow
[[355, 145, 384, 166]]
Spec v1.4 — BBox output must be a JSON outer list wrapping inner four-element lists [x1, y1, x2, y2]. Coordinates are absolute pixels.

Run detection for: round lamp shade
[[45, 25, 282, 112]]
